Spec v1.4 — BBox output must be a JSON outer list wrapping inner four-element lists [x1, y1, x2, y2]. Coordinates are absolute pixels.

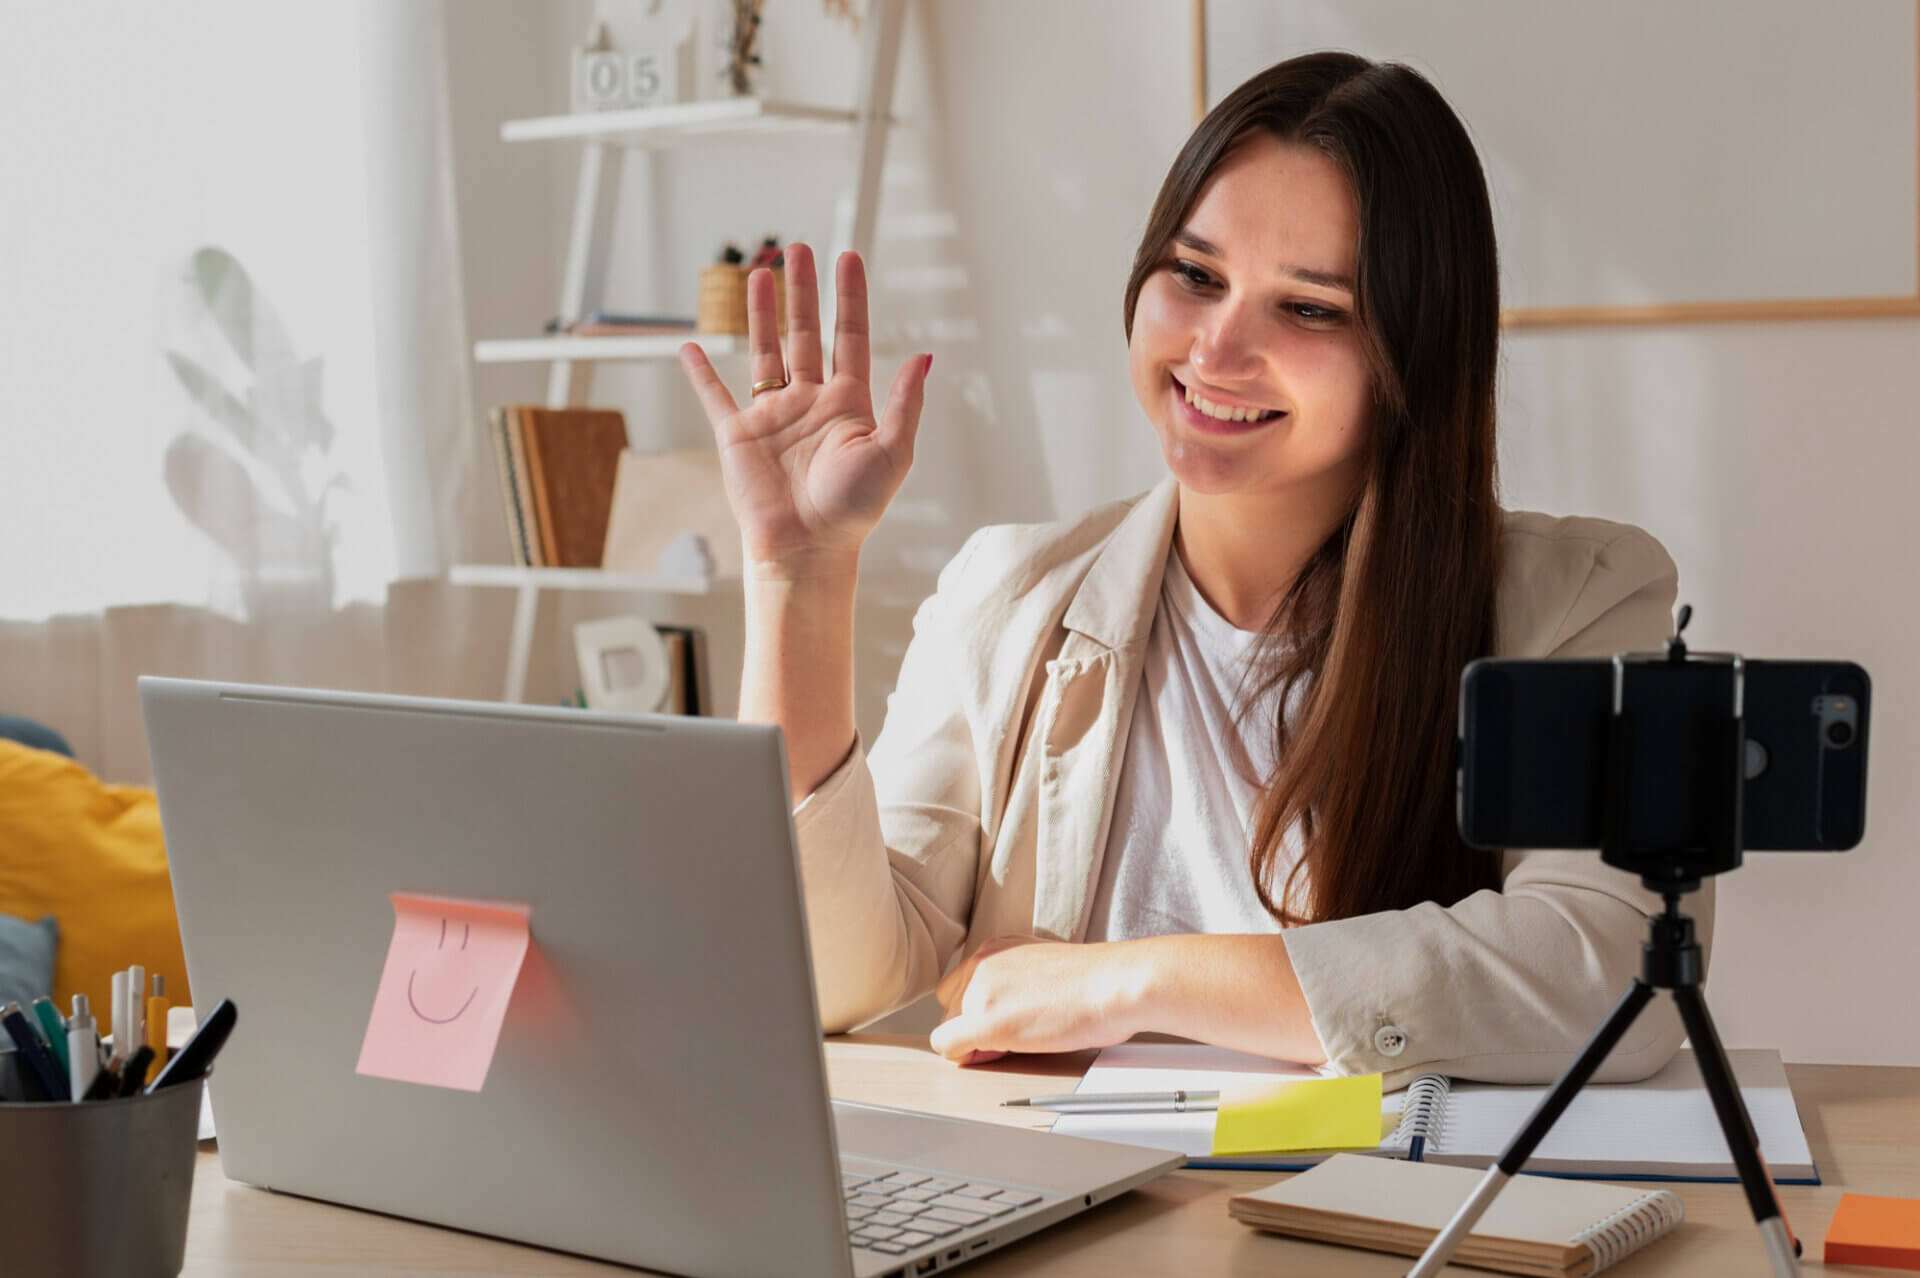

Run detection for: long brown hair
[[1122, 53, 1504, 925]]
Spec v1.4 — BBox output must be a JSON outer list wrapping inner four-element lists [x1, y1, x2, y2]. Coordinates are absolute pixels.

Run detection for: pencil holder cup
[[697, 263, 785, 335], [0, 1076, 204, 1278]]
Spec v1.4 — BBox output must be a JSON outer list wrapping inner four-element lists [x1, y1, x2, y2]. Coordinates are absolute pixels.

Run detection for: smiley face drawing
[[357, 893, 533, 1091], [406, 917, 480, 1024]]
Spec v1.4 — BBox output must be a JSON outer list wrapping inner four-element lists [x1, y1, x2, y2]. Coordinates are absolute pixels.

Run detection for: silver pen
[[1001, 1089, 1221, 1113]]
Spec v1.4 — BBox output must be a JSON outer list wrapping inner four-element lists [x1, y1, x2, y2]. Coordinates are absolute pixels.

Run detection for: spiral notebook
[[1229, 1154, 1686, 1278], [1051, 1043, 1817, 1181]]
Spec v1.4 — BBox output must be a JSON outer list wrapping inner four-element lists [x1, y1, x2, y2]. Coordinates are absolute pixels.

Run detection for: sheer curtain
[[0, 1, 490, 779]]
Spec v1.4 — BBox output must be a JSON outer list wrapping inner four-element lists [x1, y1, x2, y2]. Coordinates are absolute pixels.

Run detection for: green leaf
[[163, 434, 329, 572], [180, 246, 298, 379], [164, 351, 305, 503]]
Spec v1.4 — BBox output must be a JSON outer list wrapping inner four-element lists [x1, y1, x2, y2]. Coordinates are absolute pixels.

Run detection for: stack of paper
[[1051, 1043, 1817, 1181]]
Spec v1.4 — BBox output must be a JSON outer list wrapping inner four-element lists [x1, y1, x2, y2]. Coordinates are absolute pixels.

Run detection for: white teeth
[[1183, 384, 1275, 423]]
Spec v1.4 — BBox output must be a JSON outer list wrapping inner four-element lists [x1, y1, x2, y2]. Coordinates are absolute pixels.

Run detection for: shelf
[[501, 99, 867, 149], [473, 334, 734, 364], [472, 332, 907, 365], [449, 564, 722, 595], [470, 2, 903, 707]]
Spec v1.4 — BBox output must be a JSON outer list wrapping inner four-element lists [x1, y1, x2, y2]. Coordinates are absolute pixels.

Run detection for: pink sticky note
[[355, 893, 532, 1092]]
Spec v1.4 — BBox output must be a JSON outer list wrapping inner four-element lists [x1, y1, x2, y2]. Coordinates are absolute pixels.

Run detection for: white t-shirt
[[1082, 548, 1307, 942]]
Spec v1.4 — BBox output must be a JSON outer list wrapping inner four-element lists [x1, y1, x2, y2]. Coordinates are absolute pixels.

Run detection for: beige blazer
[[794, 478, 1712, 1087]]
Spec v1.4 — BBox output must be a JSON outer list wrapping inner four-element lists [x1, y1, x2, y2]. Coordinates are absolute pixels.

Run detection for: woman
[[679, 52, 1708, 1086]]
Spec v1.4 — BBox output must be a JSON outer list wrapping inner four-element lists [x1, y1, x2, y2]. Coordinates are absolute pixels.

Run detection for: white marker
[[67, 994, 99, 1099], [110, 969, 129, 1055], [127, 965, 146, 1063]]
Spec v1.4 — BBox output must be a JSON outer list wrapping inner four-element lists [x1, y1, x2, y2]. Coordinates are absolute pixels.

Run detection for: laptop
[[140, 677, 1181, 1278]]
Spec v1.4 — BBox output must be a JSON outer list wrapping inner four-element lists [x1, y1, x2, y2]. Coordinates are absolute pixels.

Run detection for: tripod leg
[[1406, 980, 1656, 1278], [1670, 985, 1802, 1276]]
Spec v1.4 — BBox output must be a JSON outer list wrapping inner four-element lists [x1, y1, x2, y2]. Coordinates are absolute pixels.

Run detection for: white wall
[[444, 1, 1920, 1065], [1208, 0, 1918, 310], [1501, 324, 1920, 1067]]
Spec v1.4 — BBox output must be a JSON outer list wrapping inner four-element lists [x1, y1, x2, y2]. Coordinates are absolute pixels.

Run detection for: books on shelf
[[1229, 1154, 1686, 1277], [1050, 1043, 1816, 1181], [572, 616, 711, 716], [486, 406, 631, 568], [657, 624, 711, 715], [487, 407, 534, 566]]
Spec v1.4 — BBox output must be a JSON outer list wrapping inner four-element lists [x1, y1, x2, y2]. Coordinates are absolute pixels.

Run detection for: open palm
[[680, 245, 929, 572]]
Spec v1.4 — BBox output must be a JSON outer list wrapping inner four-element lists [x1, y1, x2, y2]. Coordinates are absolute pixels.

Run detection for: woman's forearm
[[1123, 933, 1329, 1066], [740, 557, 861, 804]]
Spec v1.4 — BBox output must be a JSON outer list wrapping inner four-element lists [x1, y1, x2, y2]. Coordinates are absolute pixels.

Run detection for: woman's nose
[[1190, 301, 1264, 383]]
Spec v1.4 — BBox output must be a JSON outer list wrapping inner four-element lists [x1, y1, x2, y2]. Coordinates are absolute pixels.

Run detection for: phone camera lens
[[1826, 720, 1855, 748]]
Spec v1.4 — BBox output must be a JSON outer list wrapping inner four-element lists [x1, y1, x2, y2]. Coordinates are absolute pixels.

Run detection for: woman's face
[[1128, 134, 1372, 503]]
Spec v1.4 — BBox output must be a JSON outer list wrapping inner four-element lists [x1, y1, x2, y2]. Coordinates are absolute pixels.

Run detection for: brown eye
[[1287, 302, 1346, 324], [1171, 260, 1217, 290]]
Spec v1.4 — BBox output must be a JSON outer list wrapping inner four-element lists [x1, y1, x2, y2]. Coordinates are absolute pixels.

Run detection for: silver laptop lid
[[140, 677, 853, 1277]]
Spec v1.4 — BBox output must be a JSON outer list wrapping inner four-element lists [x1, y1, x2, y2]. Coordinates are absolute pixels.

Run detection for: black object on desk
[[148, 997, 236, 1093], [1411, 609, 1816, 1278]]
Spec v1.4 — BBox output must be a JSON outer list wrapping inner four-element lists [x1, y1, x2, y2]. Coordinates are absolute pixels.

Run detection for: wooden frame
[[1188, 0, 1920, 329]]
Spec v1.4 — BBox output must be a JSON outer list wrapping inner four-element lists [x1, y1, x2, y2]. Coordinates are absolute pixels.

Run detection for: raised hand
[[680, 244, 930, 577]]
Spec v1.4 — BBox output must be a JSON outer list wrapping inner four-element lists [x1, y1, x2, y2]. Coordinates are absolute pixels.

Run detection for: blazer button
[[1373, 1025, 1408, 1057]]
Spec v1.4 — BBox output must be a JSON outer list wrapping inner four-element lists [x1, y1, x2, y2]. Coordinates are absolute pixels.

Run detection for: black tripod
[[1410, 620, 1802, 1277], [1405, 890, 1800, 1276]]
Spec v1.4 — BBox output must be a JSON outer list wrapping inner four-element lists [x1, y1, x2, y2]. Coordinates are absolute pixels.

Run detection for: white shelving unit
[[472, 333, 741, 365], [448, 564, 713, 594], [455, 2, 907, 703], [500, 97, 866, 146]]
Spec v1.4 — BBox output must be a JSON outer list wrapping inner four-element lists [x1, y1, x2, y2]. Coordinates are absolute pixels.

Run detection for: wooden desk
[[182, 1036, 1920, 1276]]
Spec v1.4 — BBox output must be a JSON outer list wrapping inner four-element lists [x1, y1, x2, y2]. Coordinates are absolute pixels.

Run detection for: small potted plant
[[696, 238, 786, 335]]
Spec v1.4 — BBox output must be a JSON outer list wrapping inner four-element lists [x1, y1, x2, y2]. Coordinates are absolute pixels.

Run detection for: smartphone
[[1458, 658, 1870, 853]]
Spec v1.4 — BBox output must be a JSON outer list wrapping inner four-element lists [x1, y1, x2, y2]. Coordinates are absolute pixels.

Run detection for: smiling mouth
[[1172, 377, 1285, 428], [406, 970, 480, 1024]]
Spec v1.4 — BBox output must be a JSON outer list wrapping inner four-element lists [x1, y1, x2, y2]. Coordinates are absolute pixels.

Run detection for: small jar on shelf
[[697, 238, 786, 335]]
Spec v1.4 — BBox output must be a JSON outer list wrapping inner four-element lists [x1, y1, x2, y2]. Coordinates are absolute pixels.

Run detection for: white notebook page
[[1049, 1043, 1814, 1180], [1050, 1043, 1412, 1158], [1430, 1048, 1815, 1180]]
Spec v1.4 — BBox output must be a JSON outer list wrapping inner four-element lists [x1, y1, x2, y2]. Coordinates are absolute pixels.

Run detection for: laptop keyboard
[[841, 1167, 1044, 1256]]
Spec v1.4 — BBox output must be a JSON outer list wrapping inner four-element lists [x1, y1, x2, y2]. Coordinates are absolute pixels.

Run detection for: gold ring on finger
[[751, 377, 788, 396]]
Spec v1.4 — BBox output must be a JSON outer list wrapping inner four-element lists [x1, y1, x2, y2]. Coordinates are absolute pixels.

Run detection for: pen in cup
[[114, 1046, 155, 1098], [145, 975, 170, 1084], [148, 998, 236, 1093], [1, 1001, 70, 1102], [28, 997, 69, 1077], [66, 994, 100, 1100], [1001, 1089, 1222, 1114], [81, 1055, 120, 1101], [127, 965, 146, 1067], [111, 969, 129, 1059]]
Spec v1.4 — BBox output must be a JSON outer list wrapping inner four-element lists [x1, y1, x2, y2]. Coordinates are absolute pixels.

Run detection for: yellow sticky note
[[1210, 1073, 1385, 1156]]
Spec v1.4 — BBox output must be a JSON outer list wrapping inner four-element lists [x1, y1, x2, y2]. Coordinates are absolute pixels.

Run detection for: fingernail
[[922, 353, 934, 376]]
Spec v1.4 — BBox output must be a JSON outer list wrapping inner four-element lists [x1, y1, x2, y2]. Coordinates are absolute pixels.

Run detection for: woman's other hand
[[929, 936, 1146, 1065], [680, 243, 931, 578]]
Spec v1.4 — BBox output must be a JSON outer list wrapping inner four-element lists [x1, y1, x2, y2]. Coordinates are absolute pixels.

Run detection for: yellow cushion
[[0, 742, 190, 1022]]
